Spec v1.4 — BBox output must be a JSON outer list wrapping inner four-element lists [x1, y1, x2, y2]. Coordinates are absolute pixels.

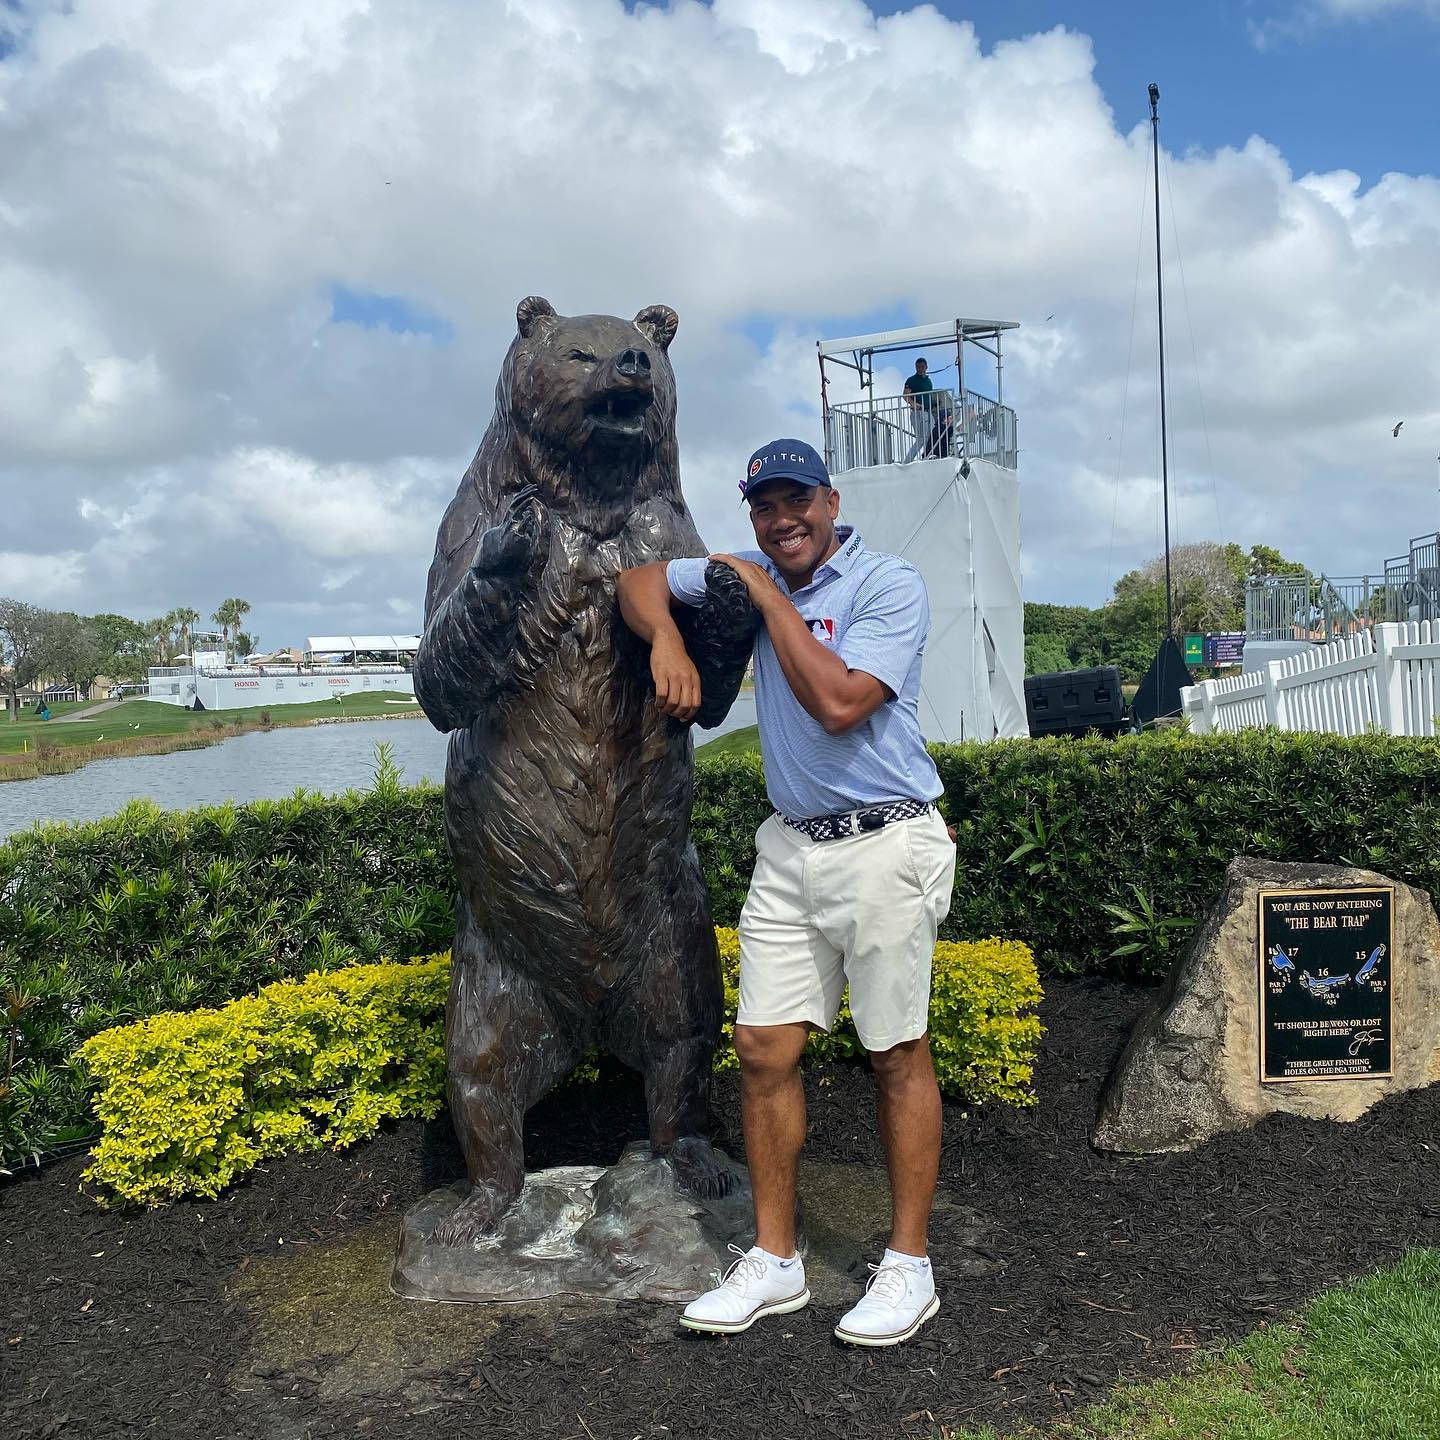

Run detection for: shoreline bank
[[0, 707, 428, 783]]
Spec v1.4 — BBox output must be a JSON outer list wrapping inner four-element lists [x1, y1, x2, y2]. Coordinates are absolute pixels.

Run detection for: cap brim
[[741, 472, 830, 501]]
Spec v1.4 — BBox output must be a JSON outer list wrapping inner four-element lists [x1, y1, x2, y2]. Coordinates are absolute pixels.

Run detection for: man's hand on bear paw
[[472, 486, 550, 578], [709, 553, 782, 609], [702, 559, 761, 618]]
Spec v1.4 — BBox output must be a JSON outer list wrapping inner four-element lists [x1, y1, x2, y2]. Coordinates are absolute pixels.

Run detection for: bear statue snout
[[616, 347, 652, 378], [586, 347, 657, 439], [598, 348, 654, 399]]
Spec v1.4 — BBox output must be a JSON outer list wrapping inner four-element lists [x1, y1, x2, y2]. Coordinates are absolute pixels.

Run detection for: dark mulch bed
[[4, 976, 1439, 1440]]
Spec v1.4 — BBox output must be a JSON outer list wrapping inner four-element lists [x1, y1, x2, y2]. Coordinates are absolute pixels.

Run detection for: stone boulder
[[1093, 858, 1440, 1154]]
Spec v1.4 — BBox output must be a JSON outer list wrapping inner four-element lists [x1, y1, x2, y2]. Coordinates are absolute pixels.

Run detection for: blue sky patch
[[328, 284, 453, 341], [901, 0, 1438, 187]]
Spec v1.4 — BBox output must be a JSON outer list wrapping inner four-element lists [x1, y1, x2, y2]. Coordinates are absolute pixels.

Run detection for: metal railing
[[823, 389, 1017, 476], [1245, 534, 1440, 642]]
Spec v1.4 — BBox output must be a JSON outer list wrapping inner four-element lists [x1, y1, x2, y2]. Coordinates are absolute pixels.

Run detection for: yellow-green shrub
[[78, 956, 448, 1206], [712, 928, 1042, 1107], [80, 930, 1041, 1206]]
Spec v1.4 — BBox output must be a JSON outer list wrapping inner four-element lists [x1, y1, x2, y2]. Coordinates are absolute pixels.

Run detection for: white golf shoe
[[834, 1254, 939, 1347], [680, 1245, 810, 1335]]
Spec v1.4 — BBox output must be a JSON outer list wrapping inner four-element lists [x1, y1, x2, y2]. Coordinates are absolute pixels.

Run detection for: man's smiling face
[[745, 479, 842, 587]]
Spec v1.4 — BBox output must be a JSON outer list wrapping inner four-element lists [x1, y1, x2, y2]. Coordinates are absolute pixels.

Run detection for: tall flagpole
[[1149, 82, 1174, 641]]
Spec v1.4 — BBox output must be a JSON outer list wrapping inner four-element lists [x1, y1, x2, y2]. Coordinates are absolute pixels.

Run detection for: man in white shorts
[[616, 438, 956, 1347]]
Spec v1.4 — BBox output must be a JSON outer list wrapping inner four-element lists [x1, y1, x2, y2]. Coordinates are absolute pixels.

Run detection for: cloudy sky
[[2, 0, 1437, 649]]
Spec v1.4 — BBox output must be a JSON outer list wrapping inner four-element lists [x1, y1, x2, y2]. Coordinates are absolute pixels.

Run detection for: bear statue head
[[498, 296, 681, 514]]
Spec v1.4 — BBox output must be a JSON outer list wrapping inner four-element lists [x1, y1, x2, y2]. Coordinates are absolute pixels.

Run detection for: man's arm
[[616, 563, 701, 721], [708, 556, 890, 736]]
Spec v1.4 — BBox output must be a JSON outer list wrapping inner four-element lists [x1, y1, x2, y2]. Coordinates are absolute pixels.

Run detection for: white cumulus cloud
[[0, 0, 1435, 646]]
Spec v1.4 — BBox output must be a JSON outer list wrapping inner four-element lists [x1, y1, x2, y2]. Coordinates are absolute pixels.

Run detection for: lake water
[[0, 693, 758, 840]]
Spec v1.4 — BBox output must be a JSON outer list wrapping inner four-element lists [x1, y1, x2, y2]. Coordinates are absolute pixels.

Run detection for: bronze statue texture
[[414, 297, 757, 1242]]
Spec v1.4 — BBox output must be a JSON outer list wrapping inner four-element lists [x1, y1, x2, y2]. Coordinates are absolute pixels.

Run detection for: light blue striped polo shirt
[[667, 526, 943, 820]]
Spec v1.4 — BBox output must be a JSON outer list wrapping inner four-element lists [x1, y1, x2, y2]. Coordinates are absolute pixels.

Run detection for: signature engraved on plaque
[[1258, 887, 1394, 1083]]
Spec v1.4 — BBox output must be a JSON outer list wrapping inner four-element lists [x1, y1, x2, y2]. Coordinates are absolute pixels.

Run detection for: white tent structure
[[818, 320, 1027, 743], [304, 634, 420, 663], [837, 457, 1025, 742]]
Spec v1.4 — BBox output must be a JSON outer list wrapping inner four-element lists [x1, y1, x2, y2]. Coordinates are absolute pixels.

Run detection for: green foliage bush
[[79, 958, 448, 1205], [0, 786, 452, 1164], [79, 932, 1040, 1205], [8, 726, 1440, 1166]]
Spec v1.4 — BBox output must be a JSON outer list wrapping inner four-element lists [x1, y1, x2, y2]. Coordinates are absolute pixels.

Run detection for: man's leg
[[815, 811, 955, 1345], [679, 1018, 813, 1335], [868, 1034, 942, 1257], [679, 819, 835, 1335], [735, 1021, 811, 1257]]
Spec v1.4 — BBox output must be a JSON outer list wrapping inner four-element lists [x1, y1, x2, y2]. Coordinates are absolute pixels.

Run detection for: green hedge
[[697, 732, 1440, 976], [78, 932, 1041, 1206], [6, 729, 1440, 1166]]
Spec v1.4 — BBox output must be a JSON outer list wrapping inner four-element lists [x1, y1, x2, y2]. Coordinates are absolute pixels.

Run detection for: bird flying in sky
[[1393, 420, 1404, 437]]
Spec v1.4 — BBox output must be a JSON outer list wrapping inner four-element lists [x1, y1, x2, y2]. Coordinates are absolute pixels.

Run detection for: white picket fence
[[1182, 621, 1440, 737]]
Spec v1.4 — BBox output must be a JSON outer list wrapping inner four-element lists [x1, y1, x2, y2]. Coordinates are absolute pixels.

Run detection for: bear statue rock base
[[391, 1143, 761, 1304]]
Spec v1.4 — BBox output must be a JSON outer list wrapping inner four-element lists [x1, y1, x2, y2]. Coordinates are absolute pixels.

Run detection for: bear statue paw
[[430, 1185, 512, 1246], [664, 1135, 739, 1201], [699, 561, 761, 639], [472, 485, 550, 579]]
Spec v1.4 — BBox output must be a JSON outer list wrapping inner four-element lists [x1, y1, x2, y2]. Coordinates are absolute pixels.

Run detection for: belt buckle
[[857, 807, 886, 833]]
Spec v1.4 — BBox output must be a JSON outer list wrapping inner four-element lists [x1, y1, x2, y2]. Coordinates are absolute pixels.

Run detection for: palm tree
[[170, 606, 200, 658], [211, 598, 252, 660], [144, 617, 171, 665]]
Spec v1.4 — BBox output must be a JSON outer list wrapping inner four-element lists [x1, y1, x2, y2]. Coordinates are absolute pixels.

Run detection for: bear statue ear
[[516, 295, 558, 338], [634, 304, 679, 353]]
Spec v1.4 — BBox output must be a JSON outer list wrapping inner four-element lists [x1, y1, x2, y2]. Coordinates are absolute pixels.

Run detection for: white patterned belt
[[781, 799, 932, 843]]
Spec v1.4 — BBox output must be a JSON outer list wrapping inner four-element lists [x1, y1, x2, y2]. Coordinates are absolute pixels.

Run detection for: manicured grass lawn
[[0, 693, 417, 755], [695, 722, 760, 757], [955, 1249, 1440, 1440], [21, 697, 112, 719]]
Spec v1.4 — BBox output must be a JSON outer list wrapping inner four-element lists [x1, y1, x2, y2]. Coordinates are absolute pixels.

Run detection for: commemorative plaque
[[1259, 886, 1393, 1082]]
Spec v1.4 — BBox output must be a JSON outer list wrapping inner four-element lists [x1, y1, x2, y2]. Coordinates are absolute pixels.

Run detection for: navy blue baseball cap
[[739, 437, 832, 500]]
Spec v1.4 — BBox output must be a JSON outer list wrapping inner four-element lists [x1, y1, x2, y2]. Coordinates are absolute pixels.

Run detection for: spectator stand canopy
[[815, 319, 1026, 743], [304, 635, 421, 665], [816, 318, 1017, 410]]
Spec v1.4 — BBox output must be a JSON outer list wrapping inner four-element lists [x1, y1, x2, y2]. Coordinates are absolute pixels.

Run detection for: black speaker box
[[1024, 664, 1128, 738]]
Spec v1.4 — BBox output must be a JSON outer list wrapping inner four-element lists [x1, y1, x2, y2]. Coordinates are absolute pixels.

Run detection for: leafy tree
[[233, 632, 258, 660], [1023, 602, 1106, 669], [1138, 541, 1246, 634], [45, 614, 108, 697], [0, 598, 52, 719], [1101, 569, 1169, 682], [1023, 633, 1070, 676], [88, 613, 151, 683], [1246, 544, 1307, 580]]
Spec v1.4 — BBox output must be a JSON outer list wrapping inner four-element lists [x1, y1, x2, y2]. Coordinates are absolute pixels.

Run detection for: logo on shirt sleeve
[[810, 618, 836, 644]]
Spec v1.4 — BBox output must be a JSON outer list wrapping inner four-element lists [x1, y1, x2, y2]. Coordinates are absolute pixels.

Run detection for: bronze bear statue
[[414, 297, 757, 1241]]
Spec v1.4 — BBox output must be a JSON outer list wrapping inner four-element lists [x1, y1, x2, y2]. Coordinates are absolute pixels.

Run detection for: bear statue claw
[[664, 1135, 740, 1201], [472, 485, 549, 578]]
